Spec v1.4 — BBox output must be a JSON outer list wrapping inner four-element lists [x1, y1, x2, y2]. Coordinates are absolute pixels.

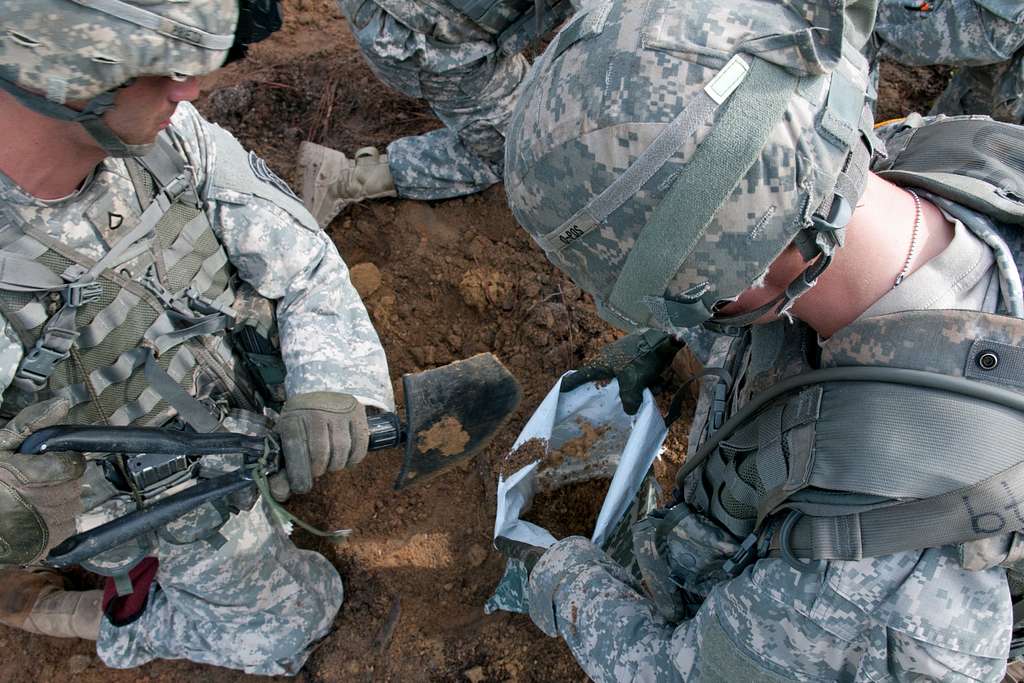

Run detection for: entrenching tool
[[19, 353, 521, 567]]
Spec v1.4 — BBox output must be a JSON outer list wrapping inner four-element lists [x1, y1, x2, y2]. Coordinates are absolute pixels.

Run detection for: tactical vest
[[631, 117, 1024, 658], [675, 115, 1024, 564], [0, 131, 259, 432]]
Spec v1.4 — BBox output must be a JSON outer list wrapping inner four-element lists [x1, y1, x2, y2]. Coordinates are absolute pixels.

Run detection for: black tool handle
[[20, 426, 267, 458], [22, 416, 404, 457], [32, 416, 403, 568], [45, 470, 253, 569]]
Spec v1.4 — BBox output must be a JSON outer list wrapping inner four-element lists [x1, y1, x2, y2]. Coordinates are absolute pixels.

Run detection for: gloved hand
[[494, 535, 547, 574], [275, 391, 369, 496], [0, 398, 84, 566], [561, 329, 684, 414]]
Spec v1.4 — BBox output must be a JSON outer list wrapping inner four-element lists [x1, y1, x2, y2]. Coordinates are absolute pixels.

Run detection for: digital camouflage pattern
[[0, 102, 393, 671], [930, 60, 1024, 124], [0, 0, 237, 103], [526, 251, 1019, 681], [97, 497, 343, 675], [512, 1, 1023, 680], [504, 0, 875, 332], [337, 0, 529, 199], [874, 0, 1024, 67], [873, 0, 1024, 123], [0, 102, 394, 411]]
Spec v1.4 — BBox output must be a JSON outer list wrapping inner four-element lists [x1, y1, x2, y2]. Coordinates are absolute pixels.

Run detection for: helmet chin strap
[[0, 76, 155, 158], [702, 252, 833, 336]]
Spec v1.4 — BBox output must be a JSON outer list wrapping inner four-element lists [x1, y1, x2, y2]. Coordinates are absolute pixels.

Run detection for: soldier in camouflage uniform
[[873, 0, 1024, 123], [296, 0, 581, 228], [0, 0, 393, 675], [502, 0, 1024, 680]]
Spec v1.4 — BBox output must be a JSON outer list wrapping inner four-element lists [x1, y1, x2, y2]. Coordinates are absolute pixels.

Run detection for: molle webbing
[[0, 133, 240, 429], [696, 378, 1024, 559], [688, 311, 1024, 561]]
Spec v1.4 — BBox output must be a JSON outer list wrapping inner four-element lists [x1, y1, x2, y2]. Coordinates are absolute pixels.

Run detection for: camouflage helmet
[[0, 0, 249, 156], [505, 0, 879, 334]]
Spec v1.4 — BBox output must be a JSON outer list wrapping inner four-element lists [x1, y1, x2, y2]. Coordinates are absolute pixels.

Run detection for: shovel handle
[[367, 412, 403, 450], [45, 470, 254, 569]]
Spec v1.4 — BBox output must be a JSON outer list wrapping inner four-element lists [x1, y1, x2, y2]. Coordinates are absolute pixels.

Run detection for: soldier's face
[[97, 76, 200, 145]]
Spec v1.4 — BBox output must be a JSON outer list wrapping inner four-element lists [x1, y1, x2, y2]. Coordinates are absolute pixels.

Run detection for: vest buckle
[[722, 528, 771, 577], [64, 281, 102, 308], [16, 327, 78, 391]]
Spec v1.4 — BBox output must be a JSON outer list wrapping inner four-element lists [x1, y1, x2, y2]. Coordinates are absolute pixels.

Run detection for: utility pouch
[[233, 325, 287, 409], [231, 283, 286, 409]]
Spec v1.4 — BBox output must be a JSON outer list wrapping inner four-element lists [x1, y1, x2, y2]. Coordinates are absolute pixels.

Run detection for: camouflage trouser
[[930, 54, 1024, 124], [339, 0, 529, 199], [528, 508, 1012, 681], [95, 498, 343, 676]]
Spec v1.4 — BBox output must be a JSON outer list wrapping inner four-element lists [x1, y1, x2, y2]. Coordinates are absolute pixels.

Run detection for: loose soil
[[539, 422, 607, 475], [0, 2, 950, 681], [522, 479, 612, 541], [501, 438, 549, 478]]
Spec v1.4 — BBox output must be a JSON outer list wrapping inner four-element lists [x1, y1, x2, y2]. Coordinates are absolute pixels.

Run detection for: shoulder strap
[[875, 115, 1024, 225]]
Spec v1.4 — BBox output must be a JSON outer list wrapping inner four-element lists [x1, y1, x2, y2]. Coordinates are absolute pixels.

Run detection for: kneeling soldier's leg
[[97, 498, 342, 675]]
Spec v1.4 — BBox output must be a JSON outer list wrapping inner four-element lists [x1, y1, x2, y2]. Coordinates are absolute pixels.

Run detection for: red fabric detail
[[101, 557, 159, 627]]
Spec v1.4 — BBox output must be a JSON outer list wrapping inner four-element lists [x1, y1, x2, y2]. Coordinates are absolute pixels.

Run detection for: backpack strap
[[875, 114, 1024, 225]]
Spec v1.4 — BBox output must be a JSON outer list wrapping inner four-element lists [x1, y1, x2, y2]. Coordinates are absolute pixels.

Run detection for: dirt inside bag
[[487, 374, 666, 614]]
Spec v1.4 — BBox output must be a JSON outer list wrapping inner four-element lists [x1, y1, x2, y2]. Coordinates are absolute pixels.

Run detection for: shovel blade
[[395, 353, 521, 489]]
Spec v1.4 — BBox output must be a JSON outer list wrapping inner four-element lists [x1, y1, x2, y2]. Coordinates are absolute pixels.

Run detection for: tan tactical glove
[[0, 398, 84, 566], [275, 392, 369, 496]]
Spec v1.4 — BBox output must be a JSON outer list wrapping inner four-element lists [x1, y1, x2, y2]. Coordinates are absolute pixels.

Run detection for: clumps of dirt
[[416, 416, 471, 456], [522, 478, 611, 540], [501, 437, 549, 476], [459, 268, 515, 313], [499, 418, 611, 479], [350, 262, 383, 298], [540, 421, 607, 473]]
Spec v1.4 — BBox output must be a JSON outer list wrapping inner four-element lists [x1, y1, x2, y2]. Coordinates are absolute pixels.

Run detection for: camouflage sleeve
[[528, 537, 1010, 681], [875, 0, 1024, 66], [0, 316, 23, 402], [169, 104, 395, 411], [527, 537, 686, 682]]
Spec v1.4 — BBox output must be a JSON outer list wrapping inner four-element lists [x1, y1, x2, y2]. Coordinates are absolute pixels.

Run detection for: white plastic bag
[[486, 373, 667, 613]]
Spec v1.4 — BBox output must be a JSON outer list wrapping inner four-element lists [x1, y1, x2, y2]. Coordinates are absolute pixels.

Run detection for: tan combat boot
[[0, 568, 102, 639], [297, 142, 397, 228], [1006, 660, 1024, 683]]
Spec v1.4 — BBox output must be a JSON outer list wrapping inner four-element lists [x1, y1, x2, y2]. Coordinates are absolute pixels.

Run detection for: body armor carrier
[[0, 130, 289, 584], [0, 131, 260, 432], [632, 115, 1024, 658], [679, 115, 1024, 567]]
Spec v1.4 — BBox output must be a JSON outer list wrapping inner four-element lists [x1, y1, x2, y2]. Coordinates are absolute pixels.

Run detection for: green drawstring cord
[[250, 445, 351, 542]]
